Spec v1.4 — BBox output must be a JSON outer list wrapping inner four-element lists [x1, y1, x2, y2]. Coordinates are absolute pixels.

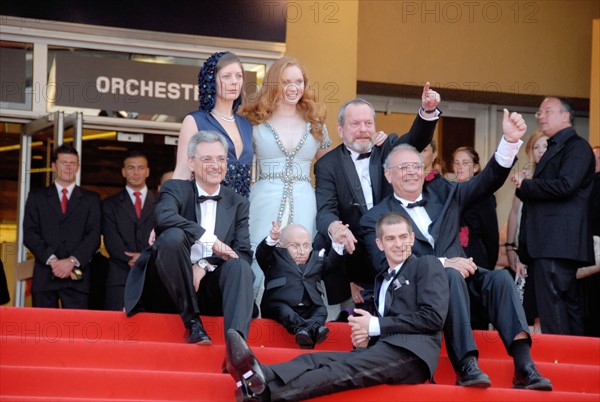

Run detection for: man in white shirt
[[102, 151, 157, 311], [24, 144, 101, 308], [361, 109, 552, 391], [224, 212, 448, 402], [124, 131, 254, 345]]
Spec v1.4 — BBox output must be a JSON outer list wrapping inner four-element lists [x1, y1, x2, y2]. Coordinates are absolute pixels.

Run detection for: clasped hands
[[49, 257, 78, 280], [348, 308, 372, 348], [328, 220, 357, 254]]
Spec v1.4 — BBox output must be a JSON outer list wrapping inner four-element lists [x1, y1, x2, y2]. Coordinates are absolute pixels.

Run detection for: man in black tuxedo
[[23, 144, 101, 308], [257, 222, 344, 348], [514, 97, 595, 335], [102, 151, 158, 311], [314, 83, 440, 317], [361, 109, 552, 391], [124, 131, 254, 344], [225, 212, 449, 402]]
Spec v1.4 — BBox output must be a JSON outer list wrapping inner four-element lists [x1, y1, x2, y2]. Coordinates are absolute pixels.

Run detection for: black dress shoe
[[513, 363, 553, 391], [312, 325, 330, 345], [233, 379, 264, 402], [225, 329, 267, 397], [294, 327, 314, 349], [185, 318, 211, 345], [456, 356, 492, 388]]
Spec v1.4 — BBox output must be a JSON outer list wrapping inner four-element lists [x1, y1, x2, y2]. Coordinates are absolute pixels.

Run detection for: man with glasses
[[102, 150, 157, 311], [513, 97, 595, 335], [256, 222, 345, 348], [361, 109, 552, 391], [124, 131, 254, 344], [314, 83, 441, 321], [23, 143, 101, 308]]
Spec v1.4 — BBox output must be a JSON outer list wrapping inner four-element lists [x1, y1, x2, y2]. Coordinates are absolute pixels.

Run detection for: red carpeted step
[[3, 307, 599, 364], [2, 335, 598, 394], [1, 366, 598, 402]]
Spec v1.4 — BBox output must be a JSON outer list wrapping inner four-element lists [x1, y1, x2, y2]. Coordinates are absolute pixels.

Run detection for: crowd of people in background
[[20, 50, 599, 401]]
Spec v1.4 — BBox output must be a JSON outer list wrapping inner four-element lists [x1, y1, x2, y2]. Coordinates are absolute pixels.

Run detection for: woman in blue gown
[[173, 51, 253, 197]]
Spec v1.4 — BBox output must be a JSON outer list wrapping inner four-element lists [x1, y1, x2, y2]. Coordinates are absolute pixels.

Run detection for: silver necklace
[[211, 109, 236, 123]]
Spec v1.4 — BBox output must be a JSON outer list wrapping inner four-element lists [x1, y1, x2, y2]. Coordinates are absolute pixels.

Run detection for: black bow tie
[[197, 195, 222, 203], [356, 151, 372, 160], [406, 199, 427, 208], [383, 269, 395, 281]]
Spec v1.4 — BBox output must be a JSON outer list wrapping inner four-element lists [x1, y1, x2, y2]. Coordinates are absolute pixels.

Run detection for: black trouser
[[443, 267, 529, 368], [32, 287, 88, 309], [261, 301, 327, 334], [141, 227, 254, 338], [266, 342, 429, 401], [532, 258, 584, 335]]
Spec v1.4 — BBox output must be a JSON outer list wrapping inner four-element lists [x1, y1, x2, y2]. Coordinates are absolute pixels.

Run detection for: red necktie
[[61, 188, 68, 214], [134, 191, 142, 219]]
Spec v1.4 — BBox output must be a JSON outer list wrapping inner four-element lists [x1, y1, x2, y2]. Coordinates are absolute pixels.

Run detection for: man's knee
[[154, 227, 191, 254], [221, 259, 254, 281]]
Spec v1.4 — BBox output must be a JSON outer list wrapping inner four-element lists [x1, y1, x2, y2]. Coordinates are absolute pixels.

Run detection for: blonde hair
[[240, 56, 326, 141], [525, 130, 548, 165]]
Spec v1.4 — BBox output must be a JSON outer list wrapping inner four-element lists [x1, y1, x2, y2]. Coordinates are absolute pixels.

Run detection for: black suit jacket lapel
[[369, 148, 383, 204], [534, 129, 573, 176], [47, 184, 63, 217], [340, 146, 368, 212], [64, 186, 82, 219], [214, 190, 235, 242], [140, 191, 157, 223], [119, 190, 139, 223]]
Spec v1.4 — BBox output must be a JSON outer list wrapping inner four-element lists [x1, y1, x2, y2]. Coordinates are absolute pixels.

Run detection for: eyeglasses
[[193, 156, 227, 164], [535, 109, 563, 119], [56, 161, 79, 167], [389, 162, 424, 172], [284, 242, 312, 252]]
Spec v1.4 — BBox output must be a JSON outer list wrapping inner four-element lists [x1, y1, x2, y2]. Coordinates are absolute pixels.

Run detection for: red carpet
[[1, 307, 599, 401]]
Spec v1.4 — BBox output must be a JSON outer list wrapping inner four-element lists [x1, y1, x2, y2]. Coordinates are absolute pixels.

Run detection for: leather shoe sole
[[456, 376, 492, 388], [226, 329, 266, 396]]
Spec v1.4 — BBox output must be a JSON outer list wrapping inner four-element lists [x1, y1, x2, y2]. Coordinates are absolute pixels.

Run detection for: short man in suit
[[124, 131, 254, 344], [314, 83, 440, 319], [225, 212, 449, 402], [513, 97, 595, 335], [360, 109, 552, 391], [23, 144, 101, 308], [257, 222, 344, 348], [102, 150, 157, 311]]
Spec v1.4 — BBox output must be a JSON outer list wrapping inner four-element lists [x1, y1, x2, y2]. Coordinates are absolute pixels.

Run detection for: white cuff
[[265, 235, 278, 246], [331, 241, 345, 255], [418, 108, 441, 121], [495, 136, 523, 168], [368, 316, 381, 337]]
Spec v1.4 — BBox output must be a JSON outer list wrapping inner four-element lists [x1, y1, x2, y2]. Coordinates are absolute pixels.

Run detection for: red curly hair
[[240, 56, 326, 141]]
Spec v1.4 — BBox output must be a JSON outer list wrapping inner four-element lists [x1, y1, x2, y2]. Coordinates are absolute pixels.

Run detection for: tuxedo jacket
[[372, 254, 449, 378], [361, 156, 512, 272], [517, 127, 595, 266], [256, 239, 343, 308], [460, 194, 499, 269], [102, 189, 158, 286], [125, 180, 252, 314], [23, 184, 101, 293], [314, 115, 437, 301]]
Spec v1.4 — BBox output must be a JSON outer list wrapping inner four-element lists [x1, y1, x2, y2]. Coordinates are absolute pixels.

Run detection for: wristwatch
[[196, 259, 211, 273]]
